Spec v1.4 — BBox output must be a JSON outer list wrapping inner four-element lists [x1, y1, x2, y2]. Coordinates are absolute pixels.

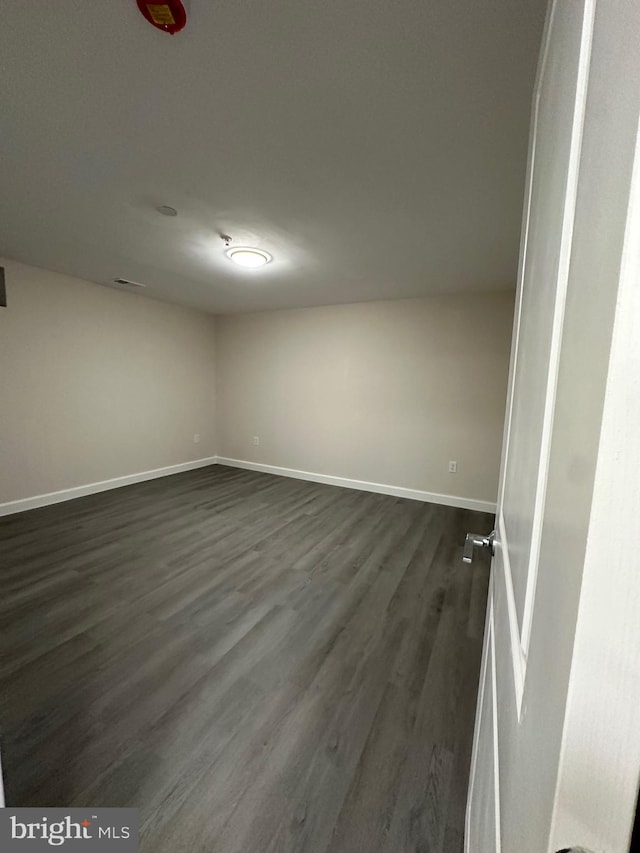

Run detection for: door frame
[[466, 0, 640, 847]]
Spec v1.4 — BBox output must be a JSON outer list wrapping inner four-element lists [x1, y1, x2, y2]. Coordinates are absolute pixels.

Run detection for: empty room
[[1, 2, 639, 852]]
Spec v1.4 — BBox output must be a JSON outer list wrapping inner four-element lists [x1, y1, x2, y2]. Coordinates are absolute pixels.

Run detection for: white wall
[[215, 291, 514, 504], [1, 261, 514, 510], [0, 259, 217, 505]]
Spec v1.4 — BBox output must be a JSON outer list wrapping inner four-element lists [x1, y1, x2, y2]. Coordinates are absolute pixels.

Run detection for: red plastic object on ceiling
[[136, 1, 187, 35]]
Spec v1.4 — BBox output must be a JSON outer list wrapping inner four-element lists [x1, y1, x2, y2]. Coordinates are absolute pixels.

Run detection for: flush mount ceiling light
[[225, 246, 272, 269]]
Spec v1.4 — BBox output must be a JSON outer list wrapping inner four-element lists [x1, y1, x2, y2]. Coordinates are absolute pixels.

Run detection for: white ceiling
[[0, 0, 546, 314]]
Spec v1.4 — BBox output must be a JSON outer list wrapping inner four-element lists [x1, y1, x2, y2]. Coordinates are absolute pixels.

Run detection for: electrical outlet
[[252, 436, 260, 446], [448, 460, 457, 473], [193, 434, 201, 444]]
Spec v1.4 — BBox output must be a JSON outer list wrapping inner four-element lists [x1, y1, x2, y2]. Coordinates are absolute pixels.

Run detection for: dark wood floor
[[0, 465, 491, 852]]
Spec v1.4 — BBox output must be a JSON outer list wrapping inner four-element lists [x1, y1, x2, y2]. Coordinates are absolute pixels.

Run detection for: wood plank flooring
[[0, 465, 492, 852]]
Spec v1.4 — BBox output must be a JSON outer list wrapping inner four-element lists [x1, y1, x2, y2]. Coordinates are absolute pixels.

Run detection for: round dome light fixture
[[226, 246, 272, 269]]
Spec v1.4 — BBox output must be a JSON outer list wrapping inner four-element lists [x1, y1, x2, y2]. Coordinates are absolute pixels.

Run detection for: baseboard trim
[[0, 456, 219, 517], [1, 455, 497, 517], [216, 457, 497, 513]]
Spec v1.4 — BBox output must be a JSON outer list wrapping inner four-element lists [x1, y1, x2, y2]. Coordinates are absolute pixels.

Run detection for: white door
[[465, 0, 640, 851]]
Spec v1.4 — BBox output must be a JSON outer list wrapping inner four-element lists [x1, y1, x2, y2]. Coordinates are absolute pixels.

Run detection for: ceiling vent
[[112, 277, 147, 289]]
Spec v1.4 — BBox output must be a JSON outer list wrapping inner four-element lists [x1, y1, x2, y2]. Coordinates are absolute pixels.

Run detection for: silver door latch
[[463, 531, 496, 564]]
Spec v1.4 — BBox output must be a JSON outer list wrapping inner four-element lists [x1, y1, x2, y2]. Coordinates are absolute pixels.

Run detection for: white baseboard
[[0, 454, 496, 517], [0, 456, 219, 517], [216, 457, 496, 514]]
